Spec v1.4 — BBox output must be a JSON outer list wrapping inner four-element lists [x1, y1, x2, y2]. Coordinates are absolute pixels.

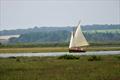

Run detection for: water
[[0, 51, 120, 58]]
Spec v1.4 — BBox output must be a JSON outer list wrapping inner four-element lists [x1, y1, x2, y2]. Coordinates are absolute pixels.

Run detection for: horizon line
[[0, 23, 120, 31]]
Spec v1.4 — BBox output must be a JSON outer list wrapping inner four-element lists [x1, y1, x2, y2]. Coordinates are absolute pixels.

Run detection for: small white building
[[0, 35, 20, 44]]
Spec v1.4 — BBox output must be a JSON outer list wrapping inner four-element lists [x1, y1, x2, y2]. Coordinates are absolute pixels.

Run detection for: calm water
[[0, 51, 120, 58]]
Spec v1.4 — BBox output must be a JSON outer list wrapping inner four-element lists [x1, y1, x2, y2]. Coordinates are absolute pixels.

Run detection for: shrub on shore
[[115, 55, 120, 60], [58, 54, 80, 60], [88, 55, 101, 61]]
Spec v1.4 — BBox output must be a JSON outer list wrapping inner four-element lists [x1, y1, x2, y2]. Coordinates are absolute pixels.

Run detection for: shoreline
[[0, 46, 120, 53]]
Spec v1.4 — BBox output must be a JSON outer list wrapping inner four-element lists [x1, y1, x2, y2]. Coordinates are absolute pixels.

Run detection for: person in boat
[[72, 47, 83, 50]]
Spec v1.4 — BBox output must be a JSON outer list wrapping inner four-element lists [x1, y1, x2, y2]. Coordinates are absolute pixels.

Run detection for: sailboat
[[69, 21, 89, 52]]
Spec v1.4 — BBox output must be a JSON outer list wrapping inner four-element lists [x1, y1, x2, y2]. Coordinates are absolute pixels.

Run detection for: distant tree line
[[0, 24, 119, 35], [84, 32, 120, 42], [9, 30, 70, 43], [8, 30, 120, 44]]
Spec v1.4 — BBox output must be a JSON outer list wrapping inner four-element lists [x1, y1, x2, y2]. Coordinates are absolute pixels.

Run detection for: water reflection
[[0, 51, 120, 58]]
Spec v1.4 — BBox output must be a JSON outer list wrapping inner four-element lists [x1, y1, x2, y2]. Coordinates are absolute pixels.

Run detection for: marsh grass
[[0, 55, 120, 80], [0, 47, 68, 53]]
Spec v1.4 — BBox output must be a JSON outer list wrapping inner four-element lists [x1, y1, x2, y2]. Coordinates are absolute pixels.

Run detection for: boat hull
[[69, 49, 86, 53]]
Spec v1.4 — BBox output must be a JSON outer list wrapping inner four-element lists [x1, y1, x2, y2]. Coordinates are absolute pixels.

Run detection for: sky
[[0, 0, 120, 30]]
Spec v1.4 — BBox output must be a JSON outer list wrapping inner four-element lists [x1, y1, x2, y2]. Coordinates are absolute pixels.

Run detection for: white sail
[[73, 23, 89, 47], [69, 22, 89, 48], [69, 32, 74, 48]]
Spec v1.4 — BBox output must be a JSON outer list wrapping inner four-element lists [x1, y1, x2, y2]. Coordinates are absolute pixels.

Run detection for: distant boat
[[69, 21, 89, 52]]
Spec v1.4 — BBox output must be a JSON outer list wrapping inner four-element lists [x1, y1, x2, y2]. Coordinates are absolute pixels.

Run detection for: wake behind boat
[[69, 21, 89, 53]]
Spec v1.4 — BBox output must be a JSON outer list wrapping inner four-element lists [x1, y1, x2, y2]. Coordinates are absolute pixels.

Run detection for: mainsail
[[69, 22, 89, 48]]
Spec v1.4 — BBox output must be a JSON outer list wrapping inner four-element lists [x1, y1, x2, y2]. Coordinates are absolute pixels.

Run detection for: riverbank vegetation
[[0, 42, 120, 53], [0, 55, 120, 80], [0, 46, 120, 53]]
